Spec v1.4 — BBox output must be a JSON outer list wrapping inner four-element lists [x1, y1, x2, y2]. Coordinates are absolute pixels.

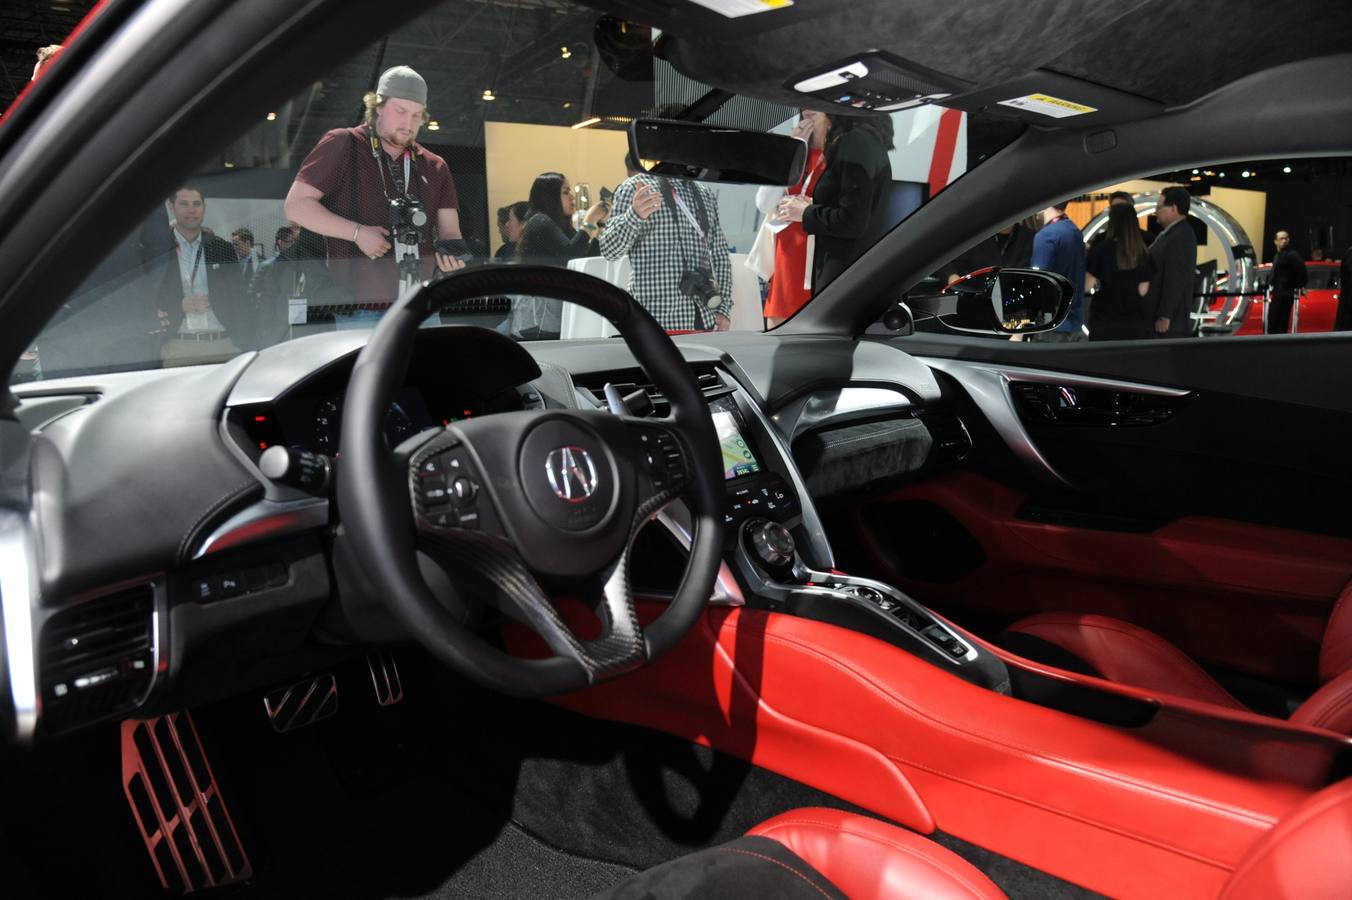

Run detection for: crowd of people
[[941, 186, 1338, 341], [18, 47, 1351, 380]]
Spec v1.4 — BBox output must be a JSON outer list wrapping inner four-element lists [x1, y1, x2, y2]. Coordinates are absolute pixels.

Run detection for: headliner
[[599, 0, 1352, 116]]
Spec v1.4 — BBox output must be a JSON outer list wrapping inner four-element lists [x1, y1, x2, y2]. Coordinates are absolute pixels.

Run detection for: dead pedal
[[263, 672, 339, 733], [367, 651, 403, 706], [121, 712, 253, 894]]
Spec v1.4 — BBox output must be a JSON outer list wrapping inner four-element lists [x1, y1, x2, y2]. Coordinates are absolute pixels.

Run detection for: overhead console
[[786, 55, 1162, 126]]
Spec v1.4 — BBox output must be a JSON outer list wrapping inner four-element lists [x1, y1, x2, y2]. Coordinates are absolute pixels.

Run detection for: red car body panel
[[1209, 260, 1342, 335]]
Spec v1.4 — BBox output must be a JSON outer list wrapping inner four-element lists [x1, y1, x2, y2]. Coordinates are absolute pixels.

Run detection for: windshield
[[13, 0, 1021, 383]]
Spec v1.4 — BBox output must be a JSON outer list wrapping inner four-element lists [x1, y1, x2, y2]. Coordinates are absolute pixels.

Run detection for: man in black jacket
[[1146, 186, 1199, 337], [153, 185, 248, 366], [1337, 245, 1352, 332], [1267, 229, 1307, 334]]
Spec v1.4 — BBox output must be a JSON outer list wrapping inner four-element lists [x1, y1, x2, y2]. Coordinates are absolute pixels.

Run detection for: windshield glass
[[14, 0, 1021, 383]]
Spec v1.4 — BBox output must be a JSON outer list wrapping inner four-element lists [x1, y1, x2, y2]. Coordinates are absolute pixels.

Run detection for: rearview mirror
[[936, 267, 1073, 335], [628, 119, 807, 186]]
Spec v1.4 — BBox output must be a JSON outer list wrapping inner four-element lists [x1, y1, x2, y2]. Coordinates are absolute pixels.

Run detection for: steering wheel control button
[[635, 427, 687, 491], [450, 476, 477, 505]]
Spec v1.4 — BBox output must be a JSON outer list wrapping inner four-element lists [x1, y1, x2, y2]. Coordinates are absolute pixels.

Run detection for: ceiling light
[[560, 46, 572, 59], [563, 101, 572, 109], [1191, 169, 1199, 175], [571, 116, 602, 130], [1241, 170, 1251, 178], [1283, 166, 1292, 174], [1218, 171, 1226, 178], [1203, 170, 1214, 176], [482, 89, 496, 101], [223, 161, 235, 169], [427, 120, 440, 131], [265, 112, 277, 122]]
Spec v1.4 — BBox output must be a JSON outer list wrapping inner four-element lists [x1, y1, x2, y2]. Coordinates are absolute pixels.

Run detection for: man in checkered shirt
[[601, 173, 734, 332]]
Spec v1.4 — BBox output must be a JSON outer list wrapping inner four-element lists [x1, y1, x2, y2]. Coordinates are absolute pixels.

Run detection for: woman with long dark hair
[[516, 172, 607, 266], [1086, 202, 1155, 340], [776, 113, 894, 292]]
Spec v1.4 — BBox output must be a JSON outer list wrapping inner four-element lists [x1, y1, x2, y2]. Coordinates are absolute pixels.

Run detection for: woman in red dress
[[758, 110, 830, 327]]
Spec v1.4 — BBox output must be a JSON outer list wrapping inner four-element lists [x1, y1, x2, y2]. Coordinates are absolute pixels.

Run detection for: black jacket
[[1270, 247, 1307, 294], [517, 213, 595, 266], [1146, 218, 1199, 335], [801, 127, 893, 292], [153, 231, 247, 338]]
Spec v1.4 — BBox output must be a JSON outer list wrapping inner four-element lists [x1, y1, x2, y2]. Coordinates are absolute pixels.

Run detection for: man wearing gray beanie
[[284, 65, 463, 320]]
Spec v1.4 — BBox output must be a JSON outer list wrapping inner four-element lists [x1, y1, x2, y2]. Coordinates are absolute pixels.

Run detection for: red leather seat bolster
[[1219, 778, 1352, 900], [1289, 669, 1352, 733], [1318, 580, 1352, 684], [1007, 612, 1249, 711], [749, 808, 1005, 900]]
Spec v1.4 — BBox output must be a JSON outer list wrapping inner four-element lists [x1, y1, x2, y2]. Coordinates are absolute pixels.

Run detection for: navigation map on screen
[[712, 409, 761, 480]]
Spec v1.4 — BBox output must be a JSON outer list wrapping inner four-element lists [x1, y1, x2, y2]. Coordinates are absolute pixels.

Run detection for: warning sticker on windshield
[[688, 0, 794, 17], [997, 93, 1098, 119]]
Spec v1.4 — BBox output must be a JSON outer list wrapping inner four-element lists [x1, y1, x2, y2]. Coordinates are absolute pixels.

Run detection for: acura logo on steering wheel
[[545, 445, 599, 503]]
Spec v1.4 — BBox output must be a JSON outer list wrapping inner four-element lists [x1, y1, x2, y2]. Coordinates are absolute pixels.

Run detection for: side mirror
[[628, 119, 807, 186], [936, 267, 1073, 335]]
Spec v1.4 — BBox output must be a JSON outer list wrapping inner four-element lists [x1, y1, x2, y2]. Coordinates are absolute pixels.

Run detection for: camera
[[388, 196, 428, 247], [679, 267, 723, 310]]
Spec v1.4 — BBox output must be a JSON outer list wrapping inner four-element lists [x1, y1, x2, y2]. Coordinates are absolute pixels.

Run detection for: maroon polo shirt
[[294, 125, 459, 303]]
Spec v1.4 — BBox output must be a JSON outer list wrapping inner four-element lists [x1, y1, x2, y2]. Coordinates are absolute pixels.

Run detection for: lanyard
[[370, 128, 413, 199], [670, 184, 708, 245], [177, 240, 204, 293]]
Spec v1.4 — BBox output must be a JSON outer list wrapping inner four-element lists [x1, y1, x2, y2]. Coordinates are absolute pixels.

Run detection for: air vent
[[573, 365, 723, 417], [921, 412, 973, 463], [39, 584, 156, 734]]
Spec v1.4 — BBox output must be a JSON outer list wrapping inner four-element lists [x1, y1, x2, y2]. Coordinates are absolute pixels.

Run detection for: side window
[[1076, 163, 1348, 339], [916, 157, 1350, 342]]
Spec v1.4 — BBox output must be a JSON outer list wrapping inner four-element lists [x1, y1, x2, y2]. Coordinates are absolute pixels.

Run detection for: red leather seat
[[603, 793, 1352, 898], [748, 808, 1004, 900], [744, 792, 1352, 898], [1219, 778, 1352, 899], [1005, 580, 1352, 733]]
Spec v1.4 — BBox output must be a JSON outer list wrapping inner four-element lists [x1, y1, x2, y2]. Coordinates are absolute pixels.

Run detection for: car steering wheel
[[337, 266, 725, 696]]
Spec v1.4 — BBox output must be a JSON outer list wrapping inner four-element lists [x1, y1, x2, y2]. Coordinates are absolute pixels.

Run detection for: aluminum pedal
[[121, 712, 252, 894], [367, 650, 403, 706], [262, 672, 338, 733]]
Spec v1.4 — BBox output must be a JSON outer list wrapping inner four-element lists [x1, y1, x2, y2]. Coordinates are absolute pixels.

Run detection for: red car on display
[[1207, 260, 1342, 335], [3, 1, 1352, 899]]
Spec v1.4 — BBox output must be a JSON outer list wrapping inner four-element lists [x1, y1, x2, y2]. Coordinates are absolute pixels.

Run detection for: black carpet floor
[[1, 649, 1103, 899]]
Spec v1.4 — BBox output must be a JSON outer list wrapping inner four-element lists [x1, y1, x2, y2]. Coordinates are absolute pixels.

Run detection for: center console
[[664, 373, 1014, 692]]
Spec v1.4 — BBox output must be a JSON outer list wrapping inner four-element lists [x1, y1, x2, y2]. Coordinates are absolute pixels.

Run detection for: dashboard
[[6, 325, 975, 741]]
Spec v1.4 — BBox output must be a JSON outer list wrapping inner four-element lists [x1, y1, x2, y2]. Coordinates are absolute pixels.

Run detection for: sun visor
[[941, 70, 1164, 127], [787, 51, 974, 113]]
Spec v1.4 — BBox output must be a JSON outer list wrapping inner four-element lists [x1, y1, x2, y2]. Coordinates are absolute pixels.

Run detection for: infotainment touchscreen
[[710, 398, 762, 481]]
